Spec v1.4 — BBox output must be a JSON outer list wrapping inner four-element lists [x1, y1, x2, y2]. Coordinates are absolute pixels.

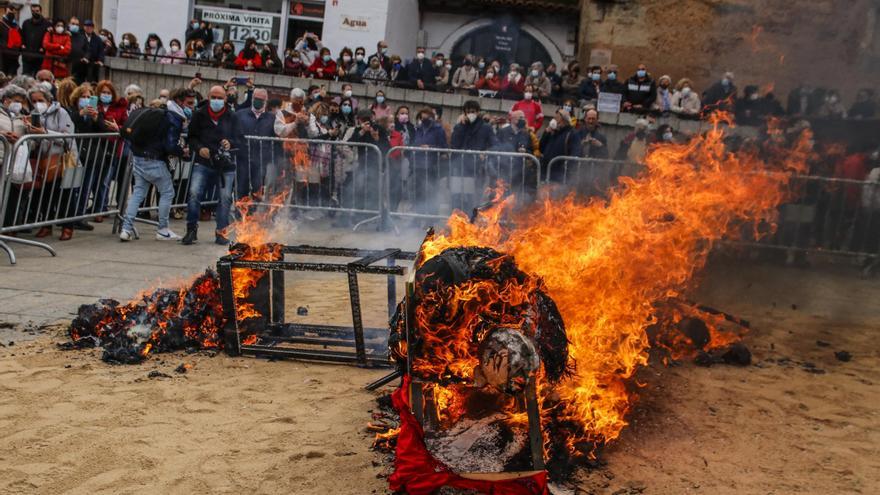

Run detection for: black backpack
[[122, 107, 168, 148]]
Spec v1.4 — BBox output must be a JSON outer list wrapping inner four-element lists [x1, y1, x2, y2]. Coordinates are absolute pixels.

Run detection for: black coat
[[451, 118, 496, 152], [600, 79, 626, 95], [624, 75, 656, 108], [185, 25, 214, 45], [407, 59, 435, 86], [188, 105, 241, 171], [70, 32, 104, 62], [21, 16, 52, 56]]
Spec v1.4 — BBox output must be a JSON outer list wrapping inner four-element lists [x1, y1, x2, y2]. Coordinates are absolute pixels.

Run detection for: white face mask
[[149, 40, 158, 48], [466, 112, 477, 123], [681, 87, 692, 97], [34, 101, 48, 113], [8, 101, 22, 114], [548, 119, 558, 129], [416, 52, 425, 60], [435, 59, 443, 67], [523, 92, 532, 100], [171, 45, 180, 51], [55, 26, 64, 34], [343, 90, 352, 98], [445, 64, 452, 70], [343, 55, 351, 63]]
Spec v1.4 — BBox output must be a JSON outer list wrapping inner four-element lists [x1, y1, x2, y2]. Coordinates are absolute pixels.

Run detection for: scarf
[[207, 104, 226, 122]]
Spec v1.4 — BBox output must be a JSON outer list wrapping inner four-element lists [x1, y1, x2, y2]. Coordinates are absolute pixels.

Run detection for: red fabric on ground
[[388, 375, 549, 495]]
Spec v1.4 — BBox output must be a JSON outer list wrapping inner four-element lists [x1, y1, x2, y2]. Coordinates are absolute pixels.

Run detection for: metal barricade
[[542, 155, 639, 200], [0, 132, 124, 264], [242, 136, 384, 229], [730, 174, 880, 262], [384, 146, 541, 222]]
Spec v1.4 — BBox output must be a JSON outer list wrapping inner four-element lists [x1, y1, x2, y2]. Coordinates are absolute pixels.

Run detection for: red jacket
[[476, 75, 502, 92], [41, 31, 71, 78], [308, 58, 337, 80], [234, 51, 262, 70], [834, 153, 868, 210], [388, 129, 404, 159], [99, 97, 129, 155], [511, 99, 544, 129], [501, 76, 525, 95]]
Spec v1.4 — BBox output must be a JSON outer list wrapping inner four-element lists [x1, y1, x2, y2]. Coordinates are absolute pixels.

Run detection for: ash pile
[[63, 270, 224, 364]]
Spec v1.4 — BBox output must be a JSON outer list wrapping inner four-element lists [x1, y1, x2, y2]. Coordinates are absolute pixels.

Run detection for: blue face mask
[[591, 73, 601, 81], [341, 105, 352, 115], [183, 106, 193, 118], [78, 97, 89, 109], [192, 22, 199, 29], [636, 69, 647, 78], [70, 25, 80, 33], [209, 98, 225, 112], [320, 115, 329, 124], [376, 96, 385, 104], [393, 63, 401, 70], [99, 94, 112, 104], [323, 54, 331, 62], [607, 72, 617, 81]]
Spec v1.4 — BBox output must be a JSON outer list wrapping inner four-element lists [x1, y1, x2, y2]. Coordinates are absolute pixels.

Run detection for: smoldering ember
[[1, 2, 879, 493]]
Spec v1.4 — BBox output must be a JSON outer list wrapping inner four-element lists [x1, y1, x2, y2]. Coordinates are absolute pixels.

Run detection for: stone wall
[[578, 0, 880, 103]]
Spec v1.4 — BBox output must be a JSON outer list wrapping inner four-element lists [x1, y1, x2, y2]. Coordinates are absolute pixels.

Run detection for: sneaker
[[119, 230, 133, 242], [156, 229, 182, 241]]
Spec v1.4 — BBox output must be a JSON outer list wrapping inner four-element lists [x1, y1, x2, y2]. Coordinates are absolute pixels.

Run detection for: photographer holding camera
[[183, 85, 239, 246]]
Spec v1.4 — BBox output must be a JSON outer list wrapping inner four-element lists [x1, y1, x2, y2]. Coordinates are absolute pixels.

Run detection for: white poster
[[597, 92, 622, 114], [200, 8, 274, 44]]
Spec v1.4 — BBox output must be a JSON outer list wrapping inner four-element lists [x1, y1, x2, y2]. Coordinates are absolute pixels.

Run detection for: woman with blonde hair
[[54, 77, 79, 109]]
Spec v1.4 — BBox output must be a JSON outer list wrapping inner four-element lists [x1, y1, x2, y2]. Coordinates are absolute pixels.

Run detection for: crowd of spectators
[[0, 4, 876, 124], [0, 2, 878, 256]]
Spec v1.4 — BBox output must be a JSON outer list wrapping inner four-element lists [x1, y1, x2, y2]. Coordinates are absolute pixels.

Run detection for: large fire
[[402, 115, 812, 456]]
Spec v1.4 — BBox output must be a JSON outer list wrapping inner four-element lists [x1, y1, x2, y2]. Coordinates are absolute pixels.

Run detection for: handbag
[[9, 143, 33, 184]]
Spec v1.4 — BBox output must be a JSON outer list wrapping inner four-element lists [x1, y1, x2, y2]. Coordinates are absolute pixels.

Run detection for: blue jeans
[[122, 156, 174, 232], [186, 164, 235, 232]]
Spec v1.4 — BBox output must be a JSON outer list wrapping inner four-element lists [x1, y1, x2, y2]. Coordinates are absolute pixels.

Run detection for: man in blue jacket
[[183, 85, 240, 246], [408, 107, 447, 215], [120, 88, 196, 242], [234, 87, 275, 200]]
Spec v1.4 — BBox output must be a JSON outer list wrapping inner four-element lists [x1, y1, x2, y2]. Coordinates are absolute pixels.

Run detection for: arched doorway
[[450, 24, 553, 68]]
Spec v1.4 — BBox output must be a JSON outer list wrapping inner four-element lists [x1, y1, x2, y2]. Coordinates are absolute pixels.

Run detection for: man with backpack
[[0, 2, 23, 76], [182, 85, 240, 246], [119, 88, 196, 242]]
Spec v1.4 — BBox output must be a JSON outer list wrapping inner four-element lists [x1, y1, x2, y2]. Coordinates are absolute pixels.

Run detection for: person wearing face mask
[[0, 2, 21, 76], [184, 85, 241, 246], [185, 19, 213, 46], [21, 4, 52, 76], [476, 67, 502, 93], [142, 33, 166, 63], [523, 61, 551, 99], [702, 71, 737, 113], [623, 63, 656, 113], [650, 75, 673, 114], [496, 110, 535, 155], [576, 108, 608, 160], [371, 40, 392, 73], [817, 89, 848, 119], [41, 19, 72, 78], [333, 83, 360, 111], [670, 78, 701, 118], [600, 64, 626, 96], [735, 85, 764, 126], [232, 88, 273, 200], [409, 107, 447, 215], [337, 97, 356, 128], [215, 41, 237, 69], [501, 64, 525, 98], [561, 61, 584, 99], [353, 46, 368, 78], [539, 109, 581, 182], [432, 54, 450, 91], [162, 38, 186, 65], [545, 63, 562, 98], [370, 90, 391, 120], [407, 48, 436, 91], [99, 29, 117, 58], [362, 56, 389, 86], [336, 47, 357, 81], [90, 80, 130, 219], [235, 37, 263, 71], [293, 31, 323, 67], [387, 54, 406, 84], [511, 84, 544, 130], [118, 32, 141, 59], [579, 65, 604, 101], [261, 43, 282, 73], [653, 124, 676, 145], [0, 84, 28, 230], [295, 101, 334, 211], [450, 100, 496, 211], [451, 55, 479, 92], [393, 105, 416, 145], [283, 49, 306, 77], [223, 78, 254, 111], [67, 19, 103, 84], [309, 47, 336, 80], [24, 84, 75, 241]]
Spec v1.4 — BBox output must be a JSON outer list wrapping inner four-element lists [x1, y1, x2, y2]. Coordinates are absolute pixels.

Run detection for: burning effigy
[[374, 116, 813, 492]]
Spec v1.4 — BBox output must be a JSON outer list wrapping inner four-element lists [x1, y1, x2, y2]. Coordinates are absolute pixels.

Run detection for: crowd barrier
[[241, 136, 384, 230], [0, 132, 124, 264], [2, 134, 879, 266], [383, 146, 541, 223]]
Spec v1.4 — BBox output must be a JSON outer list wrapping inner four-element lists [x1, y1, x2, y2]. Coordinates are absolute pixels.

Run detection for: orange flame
[[414, 114, 812, 449]]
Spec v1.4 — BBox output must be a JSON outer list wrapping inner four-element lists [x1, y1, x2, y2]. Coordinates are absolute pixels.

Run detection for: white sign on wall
[[321, 0, 389, 55], [200, 8, 274, 44], [597, 92, 622, 114]]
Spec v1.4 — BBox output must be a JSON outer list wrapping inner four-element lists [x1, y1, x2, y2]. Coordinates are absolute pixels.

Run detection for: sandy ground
[[0, 256, 878, 494]]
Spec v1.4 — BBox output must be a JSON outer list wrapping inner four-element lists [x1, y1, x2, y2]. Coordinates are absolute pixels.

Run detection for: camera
[[211, 148, 235, 169]]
